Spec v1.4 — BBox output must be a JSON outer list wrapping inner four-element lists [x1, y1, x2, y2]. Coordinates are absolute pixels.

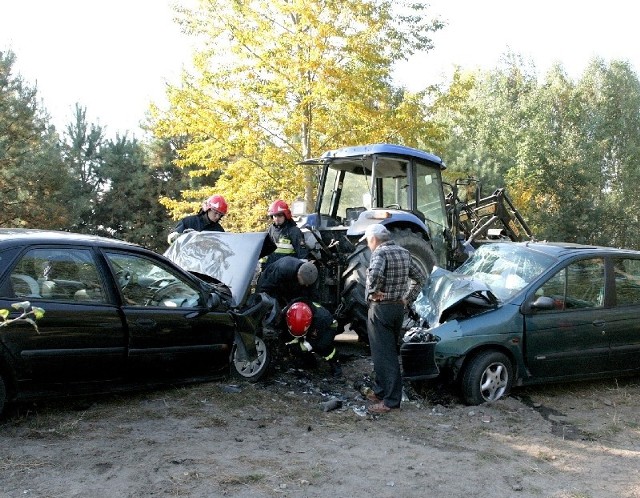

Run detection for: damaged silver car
[[406, 241, 640, 405]]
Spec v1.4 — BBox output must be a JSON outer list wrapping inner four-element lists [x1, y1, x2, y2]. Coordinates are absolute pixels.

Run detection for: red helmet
[[202, 195, 228, 215], [268, 199, 292, 220], [286, 302, 313, 337]]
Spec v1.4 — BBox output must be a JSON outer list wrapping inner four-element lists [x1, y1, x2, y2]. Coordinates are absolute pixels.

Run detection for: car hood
[[163, 231, 268, 308], [414, 266, 499, 326]]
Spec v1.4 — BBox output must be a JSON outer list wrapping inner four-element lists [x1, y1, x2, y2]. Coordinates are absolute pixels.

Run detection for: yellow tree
[[150, 0, 443, 231]]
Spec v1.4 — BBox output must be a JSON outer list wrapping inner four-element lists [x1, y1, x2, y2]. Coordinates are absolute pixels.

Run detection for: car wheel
[[461, 350, 514, 405], [231, 336, 271, 382]]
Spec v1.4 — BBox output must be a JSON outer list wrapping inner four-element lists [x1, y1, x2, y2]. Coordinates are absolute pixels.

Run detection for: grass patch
[[218, 473, 265, 486]]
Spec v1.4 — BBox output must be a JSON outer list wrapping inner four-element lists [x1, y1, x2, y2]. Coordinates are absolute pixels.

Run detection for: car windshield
[[455, 243, 555, 301]]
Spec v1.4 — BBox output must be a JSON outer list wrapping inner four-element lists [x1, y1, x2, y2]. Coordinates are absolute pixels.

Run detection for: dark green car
[[412, 241, 640, 405]]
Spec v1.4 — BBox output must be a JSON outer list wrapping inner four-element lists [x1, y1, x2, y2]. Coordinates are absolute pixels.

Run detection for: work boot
[[328, 359, 343, 378]]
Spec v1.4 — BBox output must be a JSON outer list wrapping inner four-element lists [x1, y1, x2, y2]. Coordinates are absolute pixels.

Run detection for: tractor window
[[322, 165, 371, 221], [416, 163, 447, 228], [381, 176, 408, 208]]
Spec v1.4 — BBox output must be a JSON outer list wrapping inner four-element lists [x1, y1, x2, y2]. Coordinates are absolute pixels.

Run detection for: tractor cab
[[298, 143, 450, 266]]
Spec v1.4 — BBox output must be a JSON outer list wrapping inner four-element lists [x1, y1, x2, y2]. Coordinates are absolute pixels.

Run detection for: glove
[[285, 338, 313, 353], [167, 232, 180, 245]]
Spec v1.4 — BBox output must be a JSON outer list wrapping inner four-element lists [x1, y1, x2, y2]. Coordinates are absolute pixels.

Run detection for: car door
[[606, 256, 640, 371], [523, 256, 610, 379], [1, 246, 126, 385], [102, 251, 236, 379]]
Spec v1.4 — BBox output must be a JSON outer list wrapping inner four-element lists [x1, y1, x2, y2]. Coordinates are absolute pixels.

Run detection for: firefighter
[[285, 300, 343, 378], [256, 256, 318, 305], [167, 194, 228, 244], [263, 199, 308, 266]]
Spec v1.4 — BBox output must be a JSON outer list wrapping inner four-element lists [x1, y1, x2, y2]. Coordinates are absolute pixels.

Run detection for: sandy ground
[[2, 334, 640, 498]]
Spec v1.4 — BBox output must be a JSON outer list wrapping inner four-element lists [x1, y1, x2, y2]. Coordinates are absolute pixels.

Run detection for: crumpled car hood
[[414, 266, 499, 326], [163, 231, 268, 308]]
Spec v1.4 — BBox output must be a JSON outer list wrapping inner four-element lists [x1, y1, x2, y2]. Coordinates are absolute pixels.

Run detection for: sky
[[1, 0, 638, 139]]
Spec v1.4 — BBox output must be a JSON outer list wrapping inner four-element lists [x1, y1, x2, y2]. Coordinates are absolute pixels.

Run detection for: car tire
[[231, 336, 272, 382], [461, 350, 514, 405]]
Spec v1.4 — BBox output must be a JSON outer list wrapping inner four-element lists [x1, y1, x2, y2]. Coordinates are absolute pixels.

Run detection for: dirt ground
[[2, 333, 640, 498]]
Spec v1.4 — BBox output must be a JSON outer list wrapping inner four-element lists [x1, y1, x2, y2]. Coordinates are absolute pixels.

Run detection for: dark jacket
[[284, 299, 338, 358], [264, 219, 308, 266], [174, 212, 224, 233], [256, 256, 314, 304]]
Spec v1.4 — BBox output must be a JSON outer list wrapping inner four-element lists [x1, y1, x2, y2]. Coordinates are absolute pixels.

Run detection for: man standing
[[363, 224, 426, 413]]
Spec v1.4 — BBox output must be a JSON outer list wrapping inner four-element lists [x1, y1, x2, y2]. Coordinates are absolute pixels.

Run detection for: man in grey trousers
[[362, 224, 426, 413]]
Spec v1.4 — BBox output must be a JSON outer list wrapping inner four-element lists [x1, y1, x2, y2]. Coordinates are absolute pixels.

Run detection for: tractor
[[295, 143, 533, 342]]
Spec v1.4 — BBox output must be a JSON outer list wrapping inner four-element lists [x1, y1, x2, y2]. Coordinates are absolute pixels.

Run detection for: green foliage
[[433, 55, 640, 249], [93, 135, 188, 252], [0, 50, 73, 228], [149, 0, 444, 230], [7, 34, 640, 253], [61, 104, 106, 231], [0, 301, 45, 333]]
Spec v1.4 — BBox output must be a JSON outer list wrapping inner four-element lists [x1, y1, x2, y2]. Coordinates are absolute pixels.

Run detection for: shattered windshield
[[455, 243, 555, 301]]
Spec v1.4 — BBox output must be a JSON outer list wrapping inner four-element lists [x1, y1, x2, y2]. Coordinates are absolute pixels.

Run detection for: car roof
[[513, 241, 640, 259], [0, 228, 140, 250]]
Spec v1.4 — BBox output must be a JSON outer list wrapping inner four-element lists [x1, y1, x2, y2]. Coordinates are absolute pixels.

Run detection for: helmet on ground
[[202, 195, 228, 215], [286, 301, 313, 337], [268, 199, 292, 220], [297, 262, 318, 286]]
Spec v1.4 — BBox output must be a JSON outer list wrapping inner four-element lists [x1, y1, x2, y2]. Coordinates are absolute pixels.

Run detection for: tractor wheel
[[341, 244, 370, 342], [390, 228, 436, 276], [340, 228, 436, 343]]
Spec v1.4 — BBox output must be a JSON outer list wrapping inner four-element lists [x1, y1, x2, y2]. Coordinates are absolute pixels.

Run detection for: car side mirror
[[185, 292, 221, 319], [530, 296, 555, 310], [207, 292, 222, 310]]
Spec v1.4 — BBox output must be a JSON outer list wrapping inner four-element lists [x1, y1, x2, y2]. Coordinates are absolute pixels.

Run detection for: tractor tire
[[341, 245, 370, 342], [390, 228, 436, 276], [340, 228, 436, 343]]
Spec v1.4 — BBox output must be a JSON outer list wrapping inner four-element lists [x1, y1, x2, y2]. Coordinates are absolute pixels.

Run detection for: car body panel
[[123, 306, 235, 377], [2, 301, 126, 386], [163, 231, 268, 307], [523, 304, 611, 378]]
